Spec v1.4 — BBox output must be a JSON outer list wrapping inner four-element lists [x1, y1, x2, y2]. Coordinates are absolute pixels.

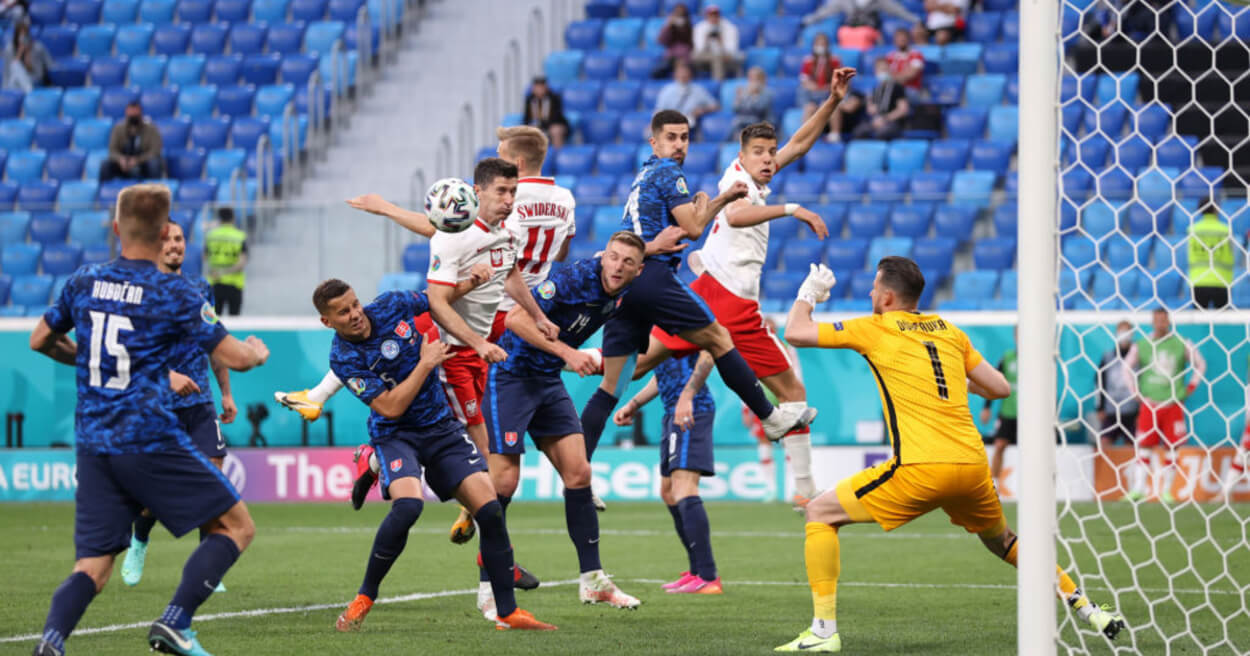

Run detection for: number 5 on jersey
[[88, 311, 133, 390]]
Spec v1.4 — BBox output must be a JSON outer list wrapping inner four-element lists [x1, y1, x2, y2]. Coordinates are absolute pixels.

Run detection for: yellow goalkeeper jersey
[[817, 311, 988, 465]]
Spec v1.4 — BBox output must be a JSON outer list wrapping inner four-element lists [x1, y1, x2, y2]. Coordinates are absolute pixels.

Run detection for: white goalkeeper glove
[[796, 263, 836, 306]]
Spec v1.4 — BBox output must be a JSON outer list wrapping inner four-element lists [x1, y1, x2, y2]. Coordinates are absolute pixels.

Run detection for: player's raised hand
[[830, 67, 857, 103], [721, 180, 750, 202], [648, 225, 690, 255], [475, 342, 508, 364], [169, 371, 201, 396], [797, 263, 837, 306], [346, 193, 391, 217], [613, 401, 637, 426], [793, 206, 829, 239], [420, 336, 455, 366], [563, 348, 599, 377], [220, 394, 238, 424], [244, 335, 270, 364]]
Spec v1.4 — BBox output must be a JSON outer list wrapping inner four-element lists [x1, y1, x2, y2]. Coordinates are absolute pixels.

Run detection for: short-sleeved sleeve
[[176, 283, 229, 354], [330, 349, 387, 406], [656, 162, 694, 210], [532, 269, 565, 315], [203, 279, 216, 310], [426, 233, 462, 287], [963, 330, 985, 373], [42, 272, 76, 333], [815, 316, 879, 354]]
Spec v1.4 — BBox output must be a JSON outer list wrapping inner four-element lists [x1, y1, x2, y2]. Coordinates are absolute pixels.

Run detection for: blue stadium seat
[[10, 274, 53, 306], [966, 10, 1002, 43], [844, 140, 887, 172], [176, 180, 218, 210], [327, 0, 362, 22], [1097, 167, 1134, 199], [43, 27, 81, 62], [6, 152, 47, 183], [565, 19, 604, 50], [542, 50, 583, 87], [779, 47, 806, 77], [190, 23, 228, 55], [242, 53, 281, 85], [400, 242, 428, 272], [156, 116, 192, 149], [228, 23, 267, 55], [621, 49, 660, 80], [782, 239, 824, 270], [1085, 101, 1128, 136], [216, 85, 255, 117], [140, 0, 177, 22], [991, 203, 1016, 237], [191, 117, 231, 149], [99, 85, 139, 118], [717, 142, 739, 171], [845, 269, 875, 299], [945, 108, 986, 140], [376, 272, 423, 295], [2, 243, 43, 274], [803, 142, 843, 172], [80, 242, 111, 266], [255, 83, 294, 116], [926, 75, 964, 106], [889, 203, 931, 238], [964, 74, 1006, 108], [595, 144, 635, 176], [908, 171, 951, 201], [0, 273, 9, 304], [115, 24, 155, 56], [84, 58, 126, 89], [780, 173, 825, 203], [761, 271, 807, 302], [75, 24, 116, 57], [166, 54, 205, 86], [886, 140, 927, 175], [602, 81, 642, 114], [593, 205, 624, 239], [268, 22, 307, 54], [290, 0, 326, 21], [761, 16, 800, 47], [952, 270, 999, 302], [204, 54, 244, 85], [252, 0, 289, 20], [150, 24, 190, 56], [137, 87, 176, 118], [175, 0, 212, 21], [0, 211, 31, 243], [602, 18, 643, 51], [554, 146, 597, 176], [229, 116, 269, 149], [824, 174, 864, 201], [41, 243, 82, 274], [866, 173, 907, 199], [913, 237, 955, 275], [1075, 133, 1112, 169], [1060, 102, 1083, 136], [684, 143, 718, 176], [573, 176, 615, 205], [1134, 101, 1171, 138], [951, 170, 995, 208], [561, 81, 602, 114], [617, 111, 650, 142], [206, 148, 245, 180], [0, 118, 36, 150], [1137, 168, 1176, 211], [166, 147, 205, 179], [122, 56, 166, 88], [101, 0, 139, 21], [29, 212, 68, 245], [65, 0, 103, 23], [623, 0, 658, 17], [1156, 135, 1196, 169], [868, 236, 913, 265], [932, 205, 975, 241], [214, 0, 249, 20], [1095, 71, 1139, 106], [72, 118, 112, 150], [34, 118, 73, 150], [745, 46, 782, 75], [582, 51, 621, 82], [970, 140, 1012, 172], [1103, 234, 1136, 272], [18, 182, 60, 211], [0, 90, 22, 119], [22, 88, 63, 120], [973, 237, 1016, 271], [699, 112, 735, 142], [47, 55, 89, 87], [57, 181, 98, 210], [940, 43, 982, 75], [177, 85, 217, 118], [846, 204, 889, 238], [45, 151, 85, 182], [30, 0, 66, 25]]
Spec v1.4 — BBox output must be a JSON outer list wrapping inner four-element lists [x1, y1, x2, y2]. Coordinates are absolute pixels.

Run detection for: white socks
[[810, 617, 837, 638], [782, 429, 816, 498], [308, 370, 344, 404]]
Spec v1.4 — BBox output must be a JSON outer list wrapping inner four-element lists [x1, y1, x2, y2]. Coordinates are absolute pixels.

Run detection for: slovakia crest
[[381, 340, 400, 359], [394, 321, 411, 338], [390, 458, 402, 472], [505, 431, 519, 446]]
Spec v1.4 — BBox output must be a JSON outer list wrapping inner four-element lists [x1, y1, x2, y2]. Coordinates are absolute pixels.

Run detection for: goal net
[[1036, 0, 1250, 652]]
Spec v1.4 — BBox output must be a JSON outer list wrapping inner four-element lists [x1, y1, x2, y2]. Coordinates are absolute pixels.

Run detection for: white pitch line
[[275, 526, 968, 540], [3, 577, 1241, 644]]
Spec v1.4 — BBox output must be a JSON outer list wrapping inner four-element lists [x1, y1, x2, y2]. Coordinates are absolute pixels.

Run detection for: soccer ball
[[424, 178, 479, 233]]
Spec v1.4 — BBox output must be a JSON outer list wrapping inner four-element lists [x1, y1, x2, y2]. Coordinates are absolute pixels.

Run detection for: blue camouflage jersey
[[43, 257, 229, 455], [329, 290, 454, 438], [622, 155, 693, 266], [496, 256, 627, 377], [654, 352, 716, 417], [169, 275, 216, 409]]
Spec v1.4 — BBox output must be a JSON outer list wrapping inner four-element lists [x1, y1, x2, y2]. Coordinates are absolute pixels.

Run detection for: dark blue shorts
[[659, 411, 716, 477], [372, 417, 487, 502], [74, 440, 241, 559], [176, 402, 225, 459], [602, 262, 717, 357], [483, 369, 583, 454]]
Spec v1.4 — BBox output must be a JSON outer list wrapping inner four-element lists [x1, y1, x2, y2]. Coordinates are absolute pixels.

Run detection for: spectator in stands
[[100, 101, 164, 182], [798, 33, 842, 122], [851, 58, 909, 139], [205, 207, 248, 316], [885, 27, 925, 95], [1096, 320, 1140, 450], [924, 0, 968, 45], [0, 0, 28, 27], [692, 4, 743, 81], [522, 75, 568, 149], [731, 66, 775, 136], [911, 21, 930, 45], [827, 91, 866, 142], [655, 2, 694, 79], [803, 0, 919, 50], [3, 19, 50, 92], [655, 60, 719, 129], [1188, 196, 1234, 309]]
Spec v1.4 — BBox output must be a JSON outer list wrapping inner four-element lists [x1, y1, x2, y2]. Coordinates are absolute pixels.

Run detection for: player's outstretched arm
[[505, 267, 559, 340], [723, 198, 829, 238], [369, 337, 453, 419], [426, 281, 507, 362], [505, 305, 596, 375], [671, 182, 750, 239], [784, 264, 838, 347], [29, 318, 76, 366], [210, 335, 270, 372], [645, 225, 691, 256], [615, 376, 660, 426], [967, 360, 1010, 400], [346, 193, 437, 238], [775, 67, 857, 171]]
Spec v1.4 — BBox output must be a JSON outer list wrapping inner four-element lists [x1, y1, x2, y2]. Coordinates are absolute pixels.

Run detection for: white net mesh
[[1054, 0, 1250, 652]]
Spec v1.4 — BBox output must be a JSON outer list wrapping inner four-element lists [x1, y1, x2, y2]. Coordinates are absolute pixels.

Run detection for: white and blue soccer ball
[[424, 178, 479, 233]]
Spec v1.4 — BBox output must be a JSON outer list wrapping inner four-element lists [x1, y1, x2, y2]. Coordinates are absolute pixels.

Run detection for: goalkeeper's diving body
[[773, 256, 1127, 653]]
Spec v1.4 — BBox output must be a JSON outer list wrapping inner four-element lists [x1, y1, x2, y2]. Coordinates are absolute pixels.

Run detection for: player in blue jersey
[[578, 109, 817, 466], [314, 279, 555, 632], [614, 350, 721, 594], [28, 184, 270, 656], [481, 231, 648, 610], [120, 221, 238, 591]]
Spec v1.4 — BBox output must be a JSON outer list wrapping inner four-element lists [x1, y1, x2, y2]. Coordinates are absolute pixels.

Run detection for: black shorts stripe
[[863, 355, 902, 464], [854, 459, 900, 499]]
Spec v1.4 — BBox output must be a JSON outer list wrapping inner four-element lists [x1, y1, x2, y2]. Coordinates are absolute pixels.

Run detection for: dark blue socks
[[579, 388, 619, 460], [161, 533, 240, 630], [358, 497, 423, 600], [715, 350, 773, 420], [475, 500, 517, 618], [677, 496, 716, 581], [133, 514, 157, 544], [479, 495, 512, 583], [40, 571, 96, 651], [667, 504, 696, 572], [564, 486, 602, 573]]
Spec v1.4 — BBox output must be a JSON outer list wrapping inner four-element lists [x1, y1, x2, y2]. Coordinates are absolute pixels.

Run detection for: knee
[[232, 513, 257, 551], [803, 490, 840, 525], [74, 559, 113, 592], [560, 460, 592, 489], [391, 497, 425, 525], [491, 463, 521, 498]]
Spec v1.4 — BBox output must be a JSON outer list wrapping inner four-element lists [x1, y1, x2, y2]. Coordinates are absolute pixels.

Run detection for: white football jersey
[[426, 218, 516, 346], [498, 177, 577, 311], [699, 159, 771, 301]]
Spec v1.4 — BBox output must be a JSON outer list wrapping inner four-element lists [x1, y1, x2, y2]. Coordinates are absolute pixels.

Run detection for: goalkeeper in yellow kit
[[774, 256, 1126, 653]]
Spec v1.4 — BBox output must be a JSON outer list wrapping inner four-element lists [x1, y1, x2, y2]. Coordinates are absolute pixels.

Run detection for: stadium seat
[[780, 173, 825, 203], [2, 243, 43, 274], [966, 11, 1002, 43], [206, 148, 245, 181], [889, 204, 932, 238], [1084, 101, 1128, 136], [213, 0, 249, 20], [868, 236, 913, 265], [99, 86, 139, 118], [268, 22, 307, 54], [616, 111, 650, 142], [166, 147, 205, 179], [115, 24, 156, 56], [699, 112, 735, 142], [684, 144, 718, 176], [137, 87, 176, 118], [6, 151, 48, 183], [10, 274, 53, 306], [0, 119, 36, 151], [761, 271, 807, 302], [952, 270, 999, 301], [255, 83, 294, 116], [227, 116, 268, 150], [174, 0, 212, 20], [191, 117, 231, 149], [964, 74, 1006, 108], [927, 139, 970, 171], [844, 140, 887, 173], [761, 16, 800, 47], [0, 90, 22, 119], [216, 85, 255, 117], [0, 211, 31, 243], [65, 0, 103, 23], [573, 176, 615, 206], [30, 0, 66, 25], [846, 204, 889, 238], [84, 58, 126, 88], [913, 237, 955, 275], [45, 151, 85, 182], [290, 0, 326, 21], [824, 174, 865, 201], [886, 140, 928, 175], [908, 172, 951, 202], [204, 54, 244, 86], [72, 118, 112, 151], [400, 242, 429, 273], [970, 140, 1013, 172], [600, 81, 642, 115], [164, 54, 205, 86], [945, 108, 986, 140], [101, 0, 139, 22], [940, 43, 982, 75], [561, 81, 602, 114], [177, 85, 218, 118], [120, 56, 165, 88], [75, 24, 116, 57], [926, 75, 964, 106], [973, 237, 1016, 271], [951, 170, 995, 208], [57, 181, 98, 210], [176, 180, 218, 210], [79, 242, 111, 266], [301, 20, 341, 55], [190, 24, 229, 55], [801, 142, 842, 173], [41, 244, 82, 275], [564, 19, 604, 50], [992, 203, 1016, 237], [140, 0, 177, 22], [229, 23, 268, 55], [18, 182, 60, 211], [327, 0, 362, 22], [22, 88, 63, 120], [582, 51, 620, 82], [620, 49, 661, 80], [745, 46, 782, 75], [554, 146, 597, 176], [46, 55, 89, 87], [593, 145, 634, 176], [866, 173, 908, 200], [1155, 135, 1196, 170], [782, 239, 824, 270], [602, 18, 644, 51], [241, 53, 281, 85], [593, 205, 624, 239], [1095, 71, 1139, 106], [1075, 134, 1111, 169], [932, 205, 975, 241], [34, 118, 73, 151], [0, 273, 9, 304], [155, 115, 192, 149]]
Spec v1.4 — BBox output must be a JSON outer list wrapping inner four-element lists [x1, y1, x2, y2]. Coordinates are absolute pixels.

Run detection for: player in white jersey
[[636, 67, 857, 505]]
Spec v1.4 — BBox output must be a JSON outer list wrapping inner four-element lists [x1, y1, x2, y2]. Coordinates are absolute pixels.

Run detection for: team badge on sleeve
[[538, 281, 556, 299], [347, 377, 366, 395], [381, 340, 400, 360], [200, 303, 219, 324], [676, 176, 689, 195], [833, 322, 844, 331], [431, 255, 441, 271]]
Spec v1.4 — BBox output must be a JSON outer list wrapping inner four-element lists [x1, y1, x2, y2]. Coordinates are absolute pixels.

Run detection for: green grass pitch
[[1, 500, 1245, 654]]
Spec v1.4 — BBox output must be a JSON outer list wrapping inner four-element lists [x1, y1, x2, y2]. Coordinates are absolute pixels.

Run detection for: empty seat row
[[0, 178, 225, 211], [36, 20, 349, 58], [0, 81, 302, 120], [29, 0, 379, 26]]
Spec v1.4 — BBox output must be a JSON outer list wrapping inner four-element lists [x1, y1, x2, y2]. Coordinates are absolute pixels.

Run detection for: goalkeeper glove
[[797, 263, 837, 306]]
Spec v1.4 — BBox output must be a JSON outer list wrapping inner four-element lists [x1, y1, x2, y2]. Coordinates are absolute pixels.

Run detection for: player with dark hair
[[773, 256, 1125, 652], [29, 183, 270, 656], [482, 231, 649, 611], [120, 221, 239, 592], [314, 278, 554, 632], [577, 109, 818, 473]]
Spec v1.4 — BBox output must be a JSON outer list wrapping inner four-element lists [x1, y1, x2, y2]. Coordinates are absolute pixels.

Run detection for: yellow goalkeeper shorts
[[835, 460, 1006, 535]]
